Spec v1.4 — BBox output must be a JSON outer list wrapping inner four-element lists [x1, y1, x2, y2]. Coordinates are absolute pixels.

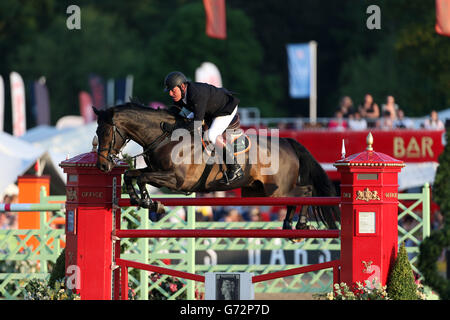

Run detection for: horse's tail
[[285, 138, 341, 229]]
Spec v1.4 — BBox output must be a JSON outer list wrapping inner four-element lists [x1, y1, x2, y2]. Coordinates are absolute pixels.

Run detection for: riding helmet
[[164, 71, 188, 92]]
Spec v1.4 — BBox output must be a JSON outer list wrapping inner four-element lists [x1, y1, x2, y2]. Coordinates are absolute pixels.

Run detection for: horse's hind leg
[[295, 186, 314, 230], [282, 206, 296, 230]]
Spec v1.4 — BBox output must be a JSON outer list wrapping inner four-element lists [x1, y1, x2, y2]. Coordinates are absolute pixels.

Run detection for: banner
[[10, 71, 26, 136], [436, 0, 450, 36], [115, 78, 126, 105], [88, 74, 106, 109], [286, 43, 312, 98], [125, 75, 133, 103], [203, 0, 227, 39], [79, 91, 95, 123], [34, 77, 50, 126], [0, 75, 4, 132], [195, 62, 223, 87]]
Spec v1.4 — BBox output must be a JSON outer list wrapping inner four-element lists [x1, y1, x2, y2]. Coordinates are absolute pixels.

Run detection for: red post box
[[334, 133, 404, 287], [59, 139, 128, 299]]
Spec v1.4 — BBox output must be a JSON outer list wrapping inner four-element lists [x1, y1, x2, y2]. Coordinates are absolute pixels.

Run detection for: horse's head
[[93, 106, 128, 172]]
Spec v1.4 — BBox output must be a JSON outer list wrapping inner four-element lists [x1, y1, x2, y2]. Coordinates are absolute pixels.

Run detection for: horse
[[93, 103, 340, 233]]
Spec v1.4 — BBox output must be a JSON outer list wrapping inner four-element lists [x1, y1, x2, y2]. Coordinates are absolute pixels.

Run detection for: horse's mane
[[104, 102, 179, 123]]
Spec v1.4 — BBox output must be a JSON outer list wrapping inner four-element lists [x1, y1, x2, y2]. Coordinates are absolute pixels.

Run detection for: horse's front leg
[[124, 169, 142, 206], [136, 176, 165, 215]]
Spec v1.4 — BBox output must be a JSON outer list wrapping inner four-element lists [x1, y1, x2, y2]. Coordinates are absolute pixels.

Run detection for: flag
[[286, 43, 312, 98], [436, 0, 450, 36], [79, 91, 95, 123], [115, 78, 126, 105], [0, 75, 4, 132], [89, 74, 106, 109], [34, 77, 50, 126], [195, 62, 223, 87], [125, 75, 133, 102], [10, 71, 26, 136], [203, 0, 226, 39]]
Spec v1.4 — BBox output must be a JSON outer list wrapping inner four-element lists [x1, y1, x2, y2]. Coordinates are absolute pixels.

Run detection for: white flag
[[10, 72, 26, 136]]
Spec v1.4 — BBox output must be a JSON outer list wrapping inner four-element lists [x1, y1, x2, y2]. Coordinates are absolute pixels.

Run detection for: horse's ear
[[92, 106, 100, 115]]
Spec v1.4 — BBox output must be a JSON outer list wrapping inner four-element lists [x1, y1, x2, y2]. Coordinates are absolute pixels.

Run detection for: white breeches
[[207, 106, 238, 145]]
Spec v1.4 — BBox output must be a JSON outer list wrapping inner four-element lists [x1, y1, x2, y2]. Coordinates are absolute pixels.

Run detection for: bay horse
[[93, 103, 340, 232]]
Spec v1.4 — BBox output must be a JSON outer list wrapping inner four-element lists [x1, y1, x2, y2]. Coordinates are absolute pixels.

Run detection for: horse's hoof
[[130, 197, 139, 206], [154, 201, 165, 215], [145, 200, 165, 215], [296, 224, 316, 231]]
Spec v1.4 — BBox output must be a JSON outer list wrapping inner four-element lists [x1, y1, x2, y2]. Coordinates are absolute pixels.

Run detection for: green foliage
[[387, 242, 419, 300], [148, 273, 186, 300], [49, 249, 66, 289], [1, 0, 449, 126], [143, 2, 279, 116], [11, 5, 143, 124], [23, 278, 80, 300], [315, 279, 389, 300], [418, 128, 450, 299], [337, 0, 450, 117]]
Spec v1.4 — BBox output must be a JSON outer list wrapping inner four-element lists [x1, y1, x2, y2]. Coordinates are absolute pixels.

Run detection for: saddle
[[162, 112, 250, 155]]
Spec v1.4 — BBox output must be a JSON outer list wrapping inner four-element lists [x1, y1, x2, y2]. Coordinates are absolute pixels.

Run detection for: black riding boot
[[219, 144, 243, 185]]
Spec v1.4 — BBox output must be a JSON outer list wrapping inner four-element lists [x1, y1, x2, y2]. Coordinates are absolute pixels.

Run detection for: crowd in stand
[[0, 193, 18, 230], [327, 94, 445, 131]]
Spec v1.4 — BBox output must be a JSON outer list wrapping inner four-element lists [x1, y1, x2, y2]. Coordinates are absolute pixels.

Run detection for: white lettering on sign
[[359, 211, 376, 234]]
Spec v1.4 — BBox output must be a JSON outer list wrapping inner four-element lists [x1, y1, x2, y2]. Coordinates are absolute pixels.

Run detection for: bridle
[[97, 123, 129, 165], [97, 120, 170, 166]]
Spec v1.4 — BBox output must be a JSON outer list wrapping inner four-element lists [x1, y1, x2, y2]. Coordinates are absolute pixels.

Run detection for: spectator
[[338, 96, 355, 118], [394, 109, 414, 129], [381, 95, 398, 121], [196, 206, 213, 222], [223, 208, 244, 222], [424, 110, 445, 130], [328, 110, 348, 131], [270, 207, 287, 221], [249, 207, 263, 222], [376, 110, 394, 130], [358, 94, 380, 128], [0, 212, 8, 229], [348, 111, 368, 130]]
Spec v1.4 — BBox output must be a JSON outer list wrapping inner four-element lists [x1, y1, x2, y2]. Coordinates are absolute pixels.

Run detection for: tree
[[387, 242, 418, 300], [337, 0, 450, 117], [141, 2, 281, 116], [10, 6, 144, 124], [418, 128, 450, 299]]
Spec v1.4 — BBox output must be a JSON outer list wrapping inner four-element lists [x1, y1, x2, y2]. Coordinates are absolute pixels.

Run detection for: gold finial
[[92, 136, 98, 152], [366, 132, 373, 151]]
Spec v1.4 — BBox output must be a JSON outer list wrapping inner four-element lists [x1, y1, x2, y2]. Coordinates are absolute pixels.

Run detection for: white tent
[[20, 123, 145, 188], [0, 131, 65, 197]]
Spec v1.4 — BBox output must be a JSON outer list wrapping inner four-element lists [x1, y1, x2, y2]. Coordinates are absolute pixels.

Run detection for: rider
[[164, 71, 243, 185]]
